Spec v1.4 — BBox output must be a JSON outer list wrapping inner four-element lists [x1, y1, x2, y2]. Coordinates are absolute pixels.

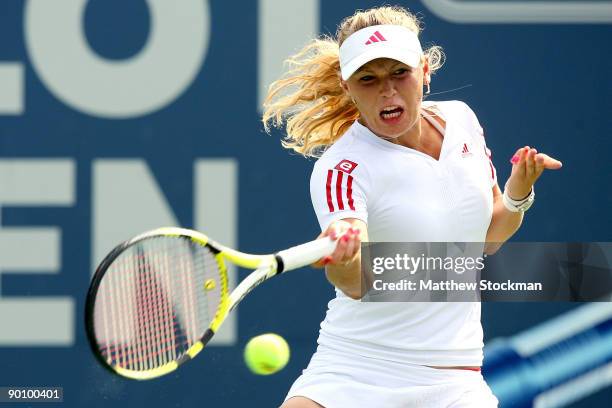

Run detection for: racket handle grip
[[276, 237, 338, 272]]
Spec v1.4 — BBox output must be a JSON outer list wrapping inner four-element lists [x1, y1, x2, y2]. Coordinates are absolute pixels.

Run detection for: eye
[[393, 68, 409, 76], [359, 75, 375, 82]]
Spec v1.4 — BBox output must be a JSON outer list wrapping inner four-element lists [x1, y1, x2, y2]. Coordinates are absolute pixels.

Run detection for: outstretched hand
[[505, 146, 562, 199]]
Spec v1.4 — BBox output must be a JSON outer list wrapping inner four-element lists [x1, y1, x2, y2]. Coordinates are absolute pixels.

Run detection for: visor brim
[[340, 48, 422, 81]]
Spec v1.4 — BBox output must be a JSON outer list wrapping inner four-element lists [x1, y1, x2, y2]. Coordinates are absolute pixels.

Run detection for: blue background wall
[[0, 1, 610, 406]]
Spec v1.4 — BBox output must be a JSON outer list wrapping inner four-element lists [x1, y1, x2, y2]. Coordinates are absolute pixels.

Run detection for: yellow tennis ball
[[244, 333, 290, 375]]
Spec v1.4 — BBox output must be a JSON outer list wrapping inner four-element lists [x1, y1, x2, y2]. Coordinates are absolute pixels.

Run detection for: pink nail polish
[[510, 155, 520, 164], [323, 256, 332, 265], [342, 235, 349, 243]]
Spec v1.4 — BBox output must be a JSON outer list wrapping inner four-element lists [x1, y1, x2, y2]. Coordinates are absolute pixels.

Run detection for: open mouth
[[380, 105, 404, 120]]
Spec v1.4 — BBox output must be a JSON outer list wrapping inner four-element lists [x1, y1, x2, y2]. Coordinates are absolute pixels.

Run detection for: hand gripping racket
[[85, 227, 336, 380]]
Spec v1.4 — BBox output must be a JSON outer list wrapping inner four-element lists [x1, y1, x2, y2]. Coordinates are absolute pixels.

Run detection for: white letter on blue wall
[[0, 159, 75, 345], [0, 64, 24, 115], [25, 0, 209, 118], [258, 0, 319, 110], [93, 158, 238, 346]]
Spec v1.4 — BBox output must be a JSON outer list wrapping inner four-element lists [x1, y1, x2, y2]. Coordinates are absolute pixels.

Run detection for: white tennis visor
[[339, 25, 423, 80]]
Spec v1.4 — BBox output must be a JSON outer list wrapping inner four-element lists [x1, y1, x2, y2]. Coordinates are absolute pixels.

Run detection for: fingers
[[328, 220, 351, 239], [535, 153, 563, 170], [510, 146, 562, 180], [526, 148, 537, 178], [534, 152, 546, 175], [510, 146, 530, 178], [509, 147, 524, 165], [506, 146, 562, 199], [316, 220, 349, 240], [325, 227, 360, 266], [312, 223, 360, 268]]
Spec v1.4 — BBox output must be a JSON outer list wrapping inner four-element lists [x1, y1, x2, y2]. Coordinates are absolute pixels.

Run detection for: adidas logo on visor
[[365, 31, 387, 45]]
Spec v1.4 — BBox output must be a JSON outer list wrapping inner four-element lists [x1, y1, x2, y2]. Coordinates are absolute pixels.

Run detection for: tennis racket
[[85, 227, 337, 380]]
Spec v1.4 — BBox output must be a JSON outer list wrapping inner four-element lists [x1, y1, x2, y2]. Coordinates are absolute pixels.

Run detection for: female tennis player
[[263, 6, 561, 408]]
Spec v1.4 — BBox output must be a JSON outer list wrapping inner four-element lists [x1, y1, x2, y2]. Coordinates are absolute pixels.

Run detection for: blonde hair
[[262, 6, 445, 158]]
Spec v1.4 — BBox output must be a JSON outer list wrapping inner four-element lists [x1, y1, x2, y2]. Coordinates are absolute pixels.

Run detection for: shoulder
[[312, 124, 372, 177], [423, 100, 479, 121], [310, 141, 373, 198], [425, 100, 484, 136], [312, 150, 368, 182]]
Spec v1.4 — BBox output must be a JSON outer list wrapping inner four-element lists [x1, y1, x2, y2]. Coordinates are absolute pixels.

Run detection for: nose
[[380, 77, 396, 97]]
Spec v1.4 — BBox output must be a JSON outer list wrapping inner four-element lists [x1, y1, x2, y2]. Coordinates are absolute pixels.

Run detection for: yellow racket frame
[[87, 227, 277, 381]]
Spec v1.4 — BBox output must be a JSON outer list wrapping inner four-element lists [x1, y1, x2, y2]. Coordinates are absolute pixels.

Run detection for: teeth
[[381, 111, 402, 119], [382, 106, 400, 112]]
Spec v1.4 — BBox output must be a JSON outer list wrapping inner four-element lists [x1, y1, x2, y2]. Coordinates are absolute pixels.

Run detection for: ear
[[341, 79, 356, 103], [422, 57, 431, 85], [340, 79, 350, 94]]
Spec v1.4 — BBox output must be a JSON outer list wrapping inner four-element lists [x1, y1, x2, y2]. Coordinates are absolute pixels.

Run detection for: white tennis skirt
[[285, 345, 498, 408]]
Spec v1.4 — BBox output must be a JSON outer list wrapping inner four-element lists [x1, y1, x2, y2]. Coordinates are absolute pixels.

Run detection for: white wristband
[[502, 184, 535, 213]]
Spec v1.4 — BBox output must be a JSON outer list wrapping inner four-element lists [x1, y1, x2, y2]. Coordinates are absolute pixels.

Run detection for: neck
[[392, 112, 425, 149], [364, 110, 444, 160], [357, 110, 425, 149]]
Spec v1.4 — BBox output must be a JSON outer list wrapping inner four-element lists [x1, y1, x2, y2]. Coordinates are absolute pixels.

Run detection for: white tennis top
[[310, 100, 497, 366]]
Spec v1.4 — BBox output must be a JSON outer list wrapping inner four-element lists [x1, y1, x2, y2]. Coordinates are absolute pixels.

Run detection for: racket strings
[[93, 236, 223, 372]]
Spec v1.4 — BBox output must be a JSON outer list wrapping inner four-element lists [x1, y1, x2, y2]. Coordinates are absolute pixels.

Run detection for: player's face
[[343, 57, 428, 140]]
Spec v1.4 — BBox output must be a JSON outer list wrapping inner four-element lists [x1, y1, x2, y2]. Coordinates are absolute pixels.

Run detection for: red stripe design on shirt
[[485, 146, 495, 180], [326, 170, 334, 212], [347, 175, 355, 210], [336, 171, 344, 210]]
